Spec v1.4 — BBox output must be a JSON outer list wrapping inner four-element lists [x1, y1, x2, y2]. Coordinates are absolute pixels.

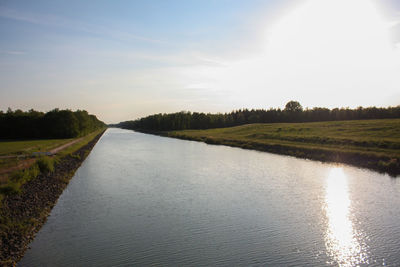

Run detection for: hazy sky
[[1, 0, 400, 123]]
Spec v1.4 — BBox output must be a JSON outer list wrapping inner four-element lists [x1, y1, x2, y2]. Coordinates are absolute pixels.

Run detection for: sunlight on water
[[324, 168, 369, 266]]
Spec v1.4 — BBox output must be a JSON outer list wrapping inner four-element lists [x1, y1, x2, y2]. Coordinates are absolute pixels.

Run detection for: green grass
[[168, 119, 400, 174], [0, 164, 40, 195], [0, 138, 73, 178], [36, 157, 56, 174], [57, 129, 104, 157], [0, 138, 74, 156], [0, 129, 105, 197]]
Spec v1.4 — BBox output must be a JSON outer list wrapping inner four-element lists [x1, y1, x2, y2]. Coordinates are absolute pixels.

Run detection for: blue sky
[[1, 0, 400, 123]]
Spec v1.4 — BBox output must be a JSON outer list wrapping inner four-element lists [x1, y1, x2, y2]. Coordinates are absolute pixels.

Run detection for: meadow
[[0, 138, 74, 157], [167, 119, 400, 175], [0, 129, 105, 195]]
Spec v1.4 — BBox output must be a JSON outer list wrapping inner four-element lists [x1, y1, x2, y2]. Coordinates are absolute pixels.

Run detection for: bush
[[37, 157, 55, 173], [11, 164, 39, 183], [2, 164, 41, 195]]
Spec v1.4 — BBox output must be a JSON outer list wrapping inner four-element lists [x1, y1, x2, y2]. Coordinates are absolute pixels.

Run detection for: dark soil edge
[[0, 130, 105, 266]]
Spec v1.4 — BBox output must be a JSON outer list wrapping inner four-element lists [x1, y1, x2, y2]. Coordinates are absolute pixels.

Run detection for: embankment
[[166, 132, 400, 176], [129, 119, 400, 176], [0, 130, 105, 266]]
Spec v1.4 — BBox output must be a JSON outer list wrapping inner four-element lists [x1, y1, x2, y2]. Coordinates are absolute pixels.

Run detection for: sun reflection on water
[[324, 168, 369, 266]]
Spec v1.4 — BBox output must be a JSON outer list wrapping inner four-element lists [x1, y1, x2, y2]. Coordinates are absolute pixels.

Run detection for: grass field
[[167, 119, 400, 175], [0, 129, 105, 191], [0, 138, 74, 156], [0, 138, 74, 175]]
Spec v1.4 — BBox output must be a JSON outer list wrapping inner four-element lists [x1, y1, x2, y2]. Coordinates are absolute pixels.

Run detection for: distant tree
[[284, 101, 303, 113], [116, 101, 400, 132], [0, 108, 105, 139], [283, 101, 303, 122]]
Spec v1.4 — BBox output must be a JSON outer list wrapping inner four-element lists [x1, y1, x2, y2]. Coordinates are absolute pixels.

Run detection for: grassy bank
[[167, 119, 400, 176], [0, 129, 105, 265], [0, 138, 74, 157], [0, 138, 74, 180], [0, 129, 104, 198]]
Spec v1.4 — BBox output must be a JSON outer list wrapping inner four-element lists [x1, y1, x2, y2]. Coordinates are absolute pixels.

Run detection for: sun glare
[[208, 0, 400, 109], [267, 0, 392, 63], [324, 168, 369, 266]]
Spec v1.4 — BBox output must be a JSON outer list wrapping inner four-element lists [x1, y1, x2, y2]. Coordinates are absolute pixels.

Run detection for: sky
[[1, 0, 400, 123]]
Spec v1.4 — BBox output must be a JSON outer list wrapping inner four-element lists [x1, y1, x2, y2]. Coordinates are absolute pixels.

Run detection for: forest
[[0, 108, 105, 139], [117, 101, 400, 132]]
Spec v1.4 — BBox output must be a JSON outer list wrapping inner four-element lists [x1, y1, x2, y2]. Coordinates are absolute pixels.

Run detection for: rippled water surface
[[20, 128, 400, 266]]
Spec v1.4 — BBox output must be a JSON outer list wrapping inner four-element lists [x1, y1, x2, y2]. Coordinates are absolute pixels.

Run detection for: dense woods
[[118, 101, 400, 132], [0, 108, 105, 139]]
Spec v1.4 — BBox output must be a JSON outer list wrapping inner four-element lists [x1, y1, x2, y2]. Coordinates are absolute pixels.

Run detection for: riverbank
[[163, 119, 400, 176], [0, 130, 105, 266]]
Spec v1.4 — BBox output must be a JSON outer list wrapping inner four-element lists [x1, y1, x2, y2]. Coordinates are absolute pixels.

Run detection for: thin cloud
[[0, 50, 25, 55], [0, 7, 165, 44], [0, 7, 41, 24], [389, 21, 400, 45]]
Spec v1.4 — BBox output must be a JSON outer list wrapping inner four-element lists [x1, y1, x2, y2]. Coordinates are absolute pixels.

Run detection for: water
[[20, 128, 400, 266]]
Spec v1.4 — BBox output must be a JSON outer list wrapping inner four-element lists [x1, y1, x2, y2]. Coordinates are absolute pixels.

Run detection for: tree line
[[0, 108, 106, 139], [117, 101, 400, 132]]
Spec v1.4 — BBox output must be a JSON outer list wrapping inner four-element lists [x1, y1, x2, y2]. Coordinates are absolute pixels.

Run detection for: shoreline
[[166, 132, 399, 177], [126, 128, 399, 177], [0, 130, 105, 266]]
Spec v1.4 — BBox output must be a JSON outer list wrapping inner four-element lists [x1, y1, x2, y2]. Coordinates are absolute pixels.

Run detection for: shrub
[[37, 157, 55, 173], [11, 164, 39, 183]]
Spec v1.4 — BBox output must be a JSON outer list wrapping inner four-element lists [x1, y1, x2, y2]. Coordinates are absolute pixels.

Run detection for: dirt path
[[0, 155, 28, 159], [48, 137, 83, 154], [0, 159, 36, 175], [0, 137, 84, 176]]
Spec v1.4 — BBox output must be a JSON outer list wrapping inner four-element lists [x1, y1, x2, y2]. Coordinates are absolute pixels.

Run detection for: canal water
[[20, 128, 400, 266]]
